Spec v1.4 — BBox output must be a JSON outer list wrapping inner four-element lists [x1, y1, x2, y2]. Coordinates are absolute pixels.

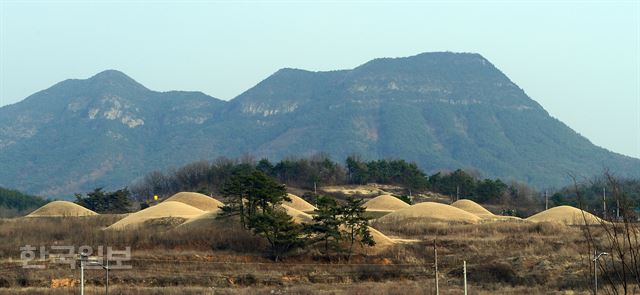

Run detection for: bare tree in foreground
[[580, 171, 640, 294]]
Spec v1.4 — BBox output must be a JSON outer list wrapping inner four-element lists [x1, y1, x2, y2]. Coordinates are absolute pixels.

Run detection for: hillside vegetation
[[0, 186, 47, 217]]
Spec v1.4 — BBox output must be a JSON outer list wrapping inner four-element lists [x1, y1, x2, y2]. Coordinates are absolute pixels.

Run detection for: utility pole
[[314, 182, 317, 194], [106, 258, 109, 295], [434, 239, 439, 295], [593, 251, 609, 295], [594, 250, 597, 295], [463, 260, 467, 295], [81, 254, 110, 295], [456, 186, 460, 201], [603, 187, 607, 220], [545, 190, 548, 210], [79, 254, 86, 295]]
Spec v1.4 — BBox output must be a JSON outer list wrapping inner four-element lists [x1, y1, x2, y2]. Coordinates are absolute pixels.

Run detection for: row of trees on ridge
[[130, 154, 513, 203]]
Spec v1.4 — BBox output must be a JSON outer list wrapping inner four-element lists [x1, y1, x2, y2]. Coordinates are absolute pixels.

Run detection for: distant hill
[[0, 186, 47, 213], [1, 52, 638, 197]]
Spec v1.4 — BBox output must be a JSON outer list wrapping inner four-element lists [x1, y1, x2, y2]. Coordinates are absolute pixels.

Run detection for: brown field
[[0, 209, 610, 294]]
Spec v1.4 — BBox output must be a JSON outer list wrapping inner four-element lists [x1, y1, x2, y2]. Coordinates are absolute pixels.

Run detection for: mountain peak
[[91, 69, 130, 79], [355, 51, 490, 71], [87, 69, 148, 90]]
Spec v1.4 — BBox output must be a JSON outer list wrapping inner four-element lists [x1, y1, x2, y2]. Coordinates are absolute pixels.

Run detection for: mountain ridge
[[1, 52, 638, 197]]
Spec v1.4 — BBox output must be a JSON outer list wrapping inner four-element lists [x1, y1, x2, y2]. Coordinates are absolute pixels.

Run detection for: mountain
[[1, 53, 638, 197], [0, 70, 226, 196], [219, 53, 639, 185]]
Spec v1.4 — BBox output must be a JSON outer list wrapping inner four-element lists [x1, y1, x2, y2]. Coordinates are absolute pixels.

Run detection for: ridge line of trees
[[131, 154, 511, 203], [128, 154, 639, 218]]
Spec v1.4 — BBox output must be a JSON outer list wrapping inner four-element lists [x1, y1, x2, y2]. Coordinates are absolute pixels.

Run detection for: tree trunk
[[348, 228, 355, 262], [324, 238, 328, 254]]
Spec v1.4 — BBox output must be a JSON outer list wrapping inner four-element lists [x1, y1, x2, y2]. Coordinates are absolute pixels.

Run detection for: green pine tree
[[246, 171, 289, 214], [249, 208, 305, 262], [341, 196, 375, 260], [218, 169, 251, 229], [310, 195, 343, 255], [219, 169, 300, 261], [75, 187, 131, 214]]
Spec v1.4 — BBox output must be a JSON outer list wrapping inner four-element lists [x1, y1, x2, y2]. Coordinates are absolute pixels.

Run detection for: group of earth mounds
[[24, 193, 604, 253]]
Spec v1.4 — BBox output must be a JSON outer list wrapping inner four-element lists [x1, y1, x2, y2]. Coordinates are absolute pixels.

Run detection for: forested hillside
[[0, 187, 47, 216]]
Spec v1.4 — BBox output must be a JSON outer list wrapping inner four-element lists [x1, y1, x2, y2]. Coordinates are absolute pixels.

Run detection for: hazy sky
[[1, 1, 638, 158]]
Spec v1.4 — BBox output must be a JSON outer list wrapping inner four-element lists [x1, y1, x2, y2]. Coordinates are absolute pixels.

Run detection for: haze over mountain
[[1, 52, 638, 197]]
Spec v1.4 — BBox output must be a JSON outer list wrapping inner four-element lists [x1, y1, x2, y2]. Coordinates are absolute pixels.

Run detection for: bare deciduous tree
[[579, 171, 640, 294]]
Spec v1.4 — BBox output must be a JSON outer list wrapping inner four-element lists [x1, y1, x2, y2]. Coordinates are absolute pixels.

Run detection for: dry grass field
[[0, 210, 608, 294]]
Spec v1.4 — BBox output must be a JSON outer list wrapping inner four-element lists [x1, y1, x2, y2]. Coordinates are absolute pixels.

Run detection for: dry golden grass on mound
[[283, 193, 317, 213], [363, 210, 394, 220], [378, 202, 481, 224], [364, 194, 410, 211], [451, 199, 494, 216], [25, 201, 98, 217], [449, 199, 522, 222], [368, 226, 395, 248], [281, 204, 314, 223], [164, 192, 224, 211], [526, 205, 603, 225], [178, 203, 314, 229], [177, 210, 220, 229], [335, 225, 396, 253], [106, 201, 204, 230], [320, 185, 386, 196]]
